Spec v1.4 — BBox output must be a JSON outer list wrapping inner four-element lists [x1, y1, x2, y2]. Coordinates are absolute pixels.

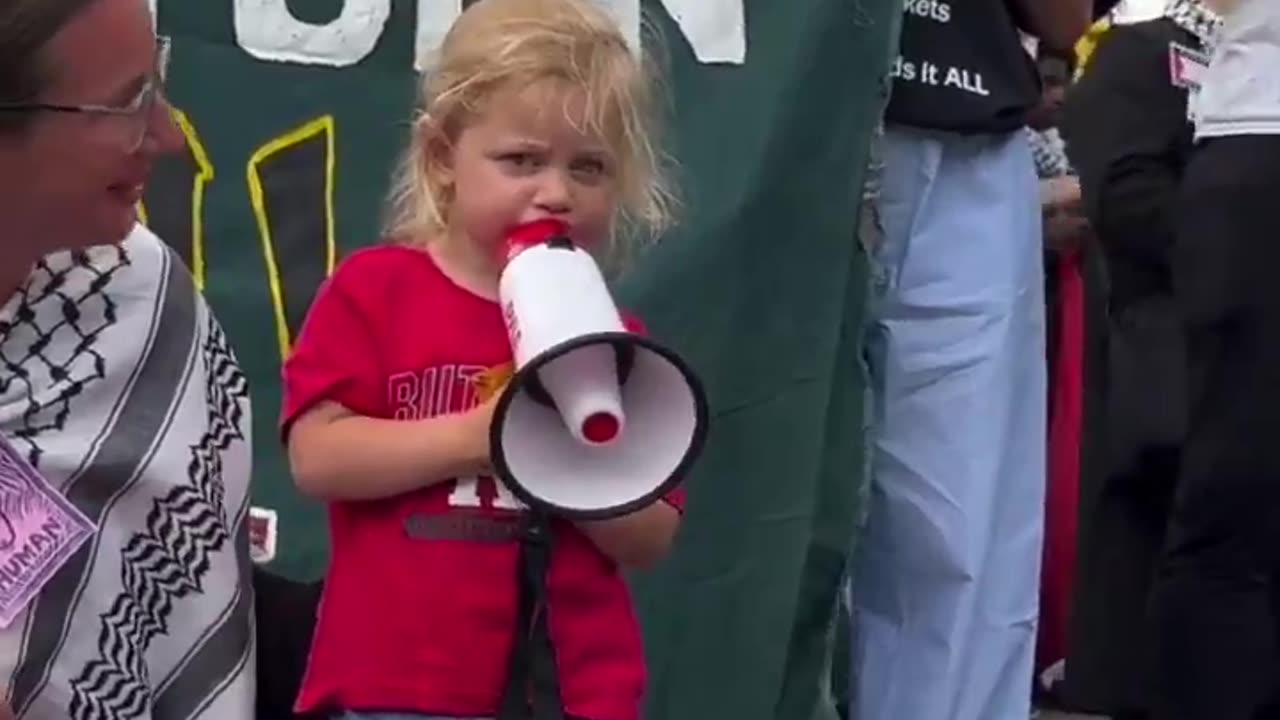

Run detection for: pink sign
[[0, 438, 96, 628]]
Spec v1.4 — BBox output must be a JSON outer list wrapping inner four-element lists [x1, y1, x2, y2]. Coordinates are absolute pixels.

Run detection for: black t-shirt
[[886, 0, 1042, 134]]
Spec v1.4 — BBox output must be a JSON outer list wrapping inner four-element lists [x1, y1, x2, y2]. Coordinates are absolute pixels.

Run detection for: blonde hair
[[384, 0, 675, 250]]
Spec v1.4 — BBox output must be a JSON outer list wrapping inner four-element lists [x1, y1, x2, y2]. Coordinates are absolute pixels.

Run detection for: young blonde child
[[279, 1, 682, 719]]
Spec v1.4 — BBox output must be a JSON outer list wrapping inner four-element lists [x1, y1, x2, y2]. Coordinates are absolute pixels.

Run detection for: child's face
[[436, 81, 620, 259]]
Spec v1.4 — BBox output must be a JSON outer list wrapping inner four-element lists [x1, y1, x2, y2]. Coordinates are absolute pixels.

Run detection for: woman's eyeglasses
[[0, 36, 171, 153]]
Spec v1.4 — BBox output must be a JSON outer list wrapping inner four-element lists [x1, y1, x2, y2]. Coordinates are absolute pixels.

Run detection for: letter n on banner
[[247, 115, 338, 362]]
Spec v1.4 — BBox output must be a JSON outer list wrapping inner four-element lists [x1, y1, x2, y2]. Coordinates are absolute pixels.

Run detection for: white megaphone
[[489, 219, 709, 520]]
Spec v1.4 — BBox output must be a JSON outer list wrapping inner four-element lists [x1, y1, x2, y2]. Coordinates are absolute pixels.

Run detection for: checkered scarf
[[0, 225, 255, 720], [1029, 127, 1073, 179], [1165, 0, 1222, 49]]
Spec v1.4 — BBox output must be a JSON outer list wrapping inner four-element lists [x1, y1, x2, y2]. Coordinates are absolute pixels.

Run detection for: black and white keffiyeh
[[1166, 0, 1223, 50], [1030, 127, 1073, 179], [0, 224, 255, 719]]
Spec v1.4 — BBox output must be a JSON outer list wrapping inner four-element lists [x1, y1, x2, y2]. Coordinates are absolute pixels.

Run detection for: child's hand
[[464, 392, 501, 472], [577, 500, 681, 570], [466, 363, 514, 472]]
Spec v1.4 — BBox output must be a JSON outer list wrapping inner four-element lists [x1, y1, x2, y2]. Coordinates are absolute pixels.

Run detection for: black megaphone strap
[[498, 513, 567, 720]]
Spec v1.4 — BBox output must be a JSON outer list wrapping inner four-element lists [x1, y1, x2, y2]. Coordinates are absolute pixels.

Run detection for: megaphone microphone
[[534, 341, 625, 446], [490, 218, 709, 520]]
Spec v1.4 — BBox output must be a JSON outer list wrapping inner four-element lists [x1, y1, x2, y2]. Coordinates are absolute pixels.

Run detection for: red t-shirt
[[282, 244, 682, 720]]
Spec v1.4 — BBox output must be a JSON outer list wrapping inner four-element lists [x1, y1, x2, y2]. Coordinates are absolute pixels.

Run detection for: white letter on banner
[[562, 0, 746, 64], [412, 0, 637, 67], [233, 0, 391, 67], [591, 0, 642, 55], [412, 0, 744, 70], [660, 0, 746, 65], [414, 0, 462, 73]]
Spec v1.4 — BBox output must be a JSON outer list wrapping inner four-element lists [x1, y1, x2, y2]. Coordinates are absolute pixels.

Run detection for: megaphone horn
[[489, 219, 709, 520]]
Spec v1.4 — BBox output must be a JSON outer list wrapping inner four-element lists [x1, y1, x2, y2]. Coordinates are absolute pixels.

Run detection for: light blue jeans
[[850, 126, 1047, 720]]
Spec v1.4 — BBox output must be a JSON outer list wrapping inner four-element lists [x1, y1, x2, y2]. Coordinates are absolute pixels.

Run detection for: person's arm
[[288, 399, 492, 501], [1010, 0, 1092, 53], [1059, 23, 1193, 266], [576, 500, 682, 570], [569, 312, 684, 570], [280, 252, 494, 501], [1042, 174, 1092, 255]]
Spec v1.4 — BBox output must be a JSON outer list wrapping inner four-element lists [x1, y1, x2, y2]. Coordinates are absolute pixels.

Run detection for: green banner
[[149, 1, 898, 716], [614, 3, 896, 716]]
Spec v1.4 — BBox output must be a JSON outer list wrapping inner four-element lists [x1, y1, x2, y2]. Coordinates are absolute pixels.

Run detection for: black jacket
[[1061, 18, 1203, 473], [1061, 18, 1200, 311], [1054, 19, 1203, 713]]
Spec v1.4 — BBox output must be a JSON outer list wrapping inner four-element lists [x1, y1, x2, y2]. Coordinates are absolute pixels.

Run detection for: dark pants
[[1150, 134, 1280, 720], [254, 567, 325, 720]]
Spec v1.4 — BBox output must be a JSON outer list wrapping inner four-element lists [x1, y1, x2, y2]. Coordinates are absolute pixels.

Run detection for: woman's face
[[0, 0, 183, 263]]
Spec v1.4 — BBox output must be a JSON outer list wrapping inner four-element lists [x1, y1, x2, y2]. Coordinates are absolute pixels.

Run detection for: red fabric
[[1038, 250, 1085, 674], [282, 245, 678, 719]]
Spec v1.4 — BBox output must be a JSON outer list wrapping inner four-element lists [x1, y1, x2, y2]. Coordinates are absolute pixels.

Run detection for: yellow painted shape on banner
[[246, 115, 337, 361], [137, 107, 215, 289]]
